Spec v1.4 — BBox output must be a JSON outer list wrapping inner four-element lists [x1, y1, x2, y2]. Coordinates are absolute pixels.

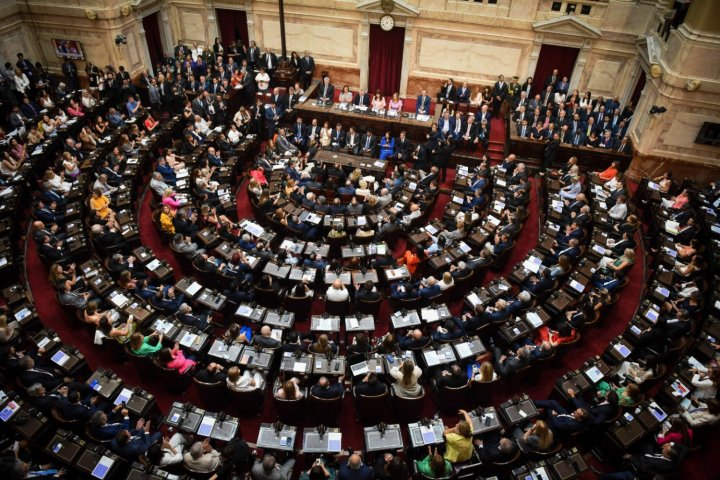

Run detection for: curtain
[[368, 25, 405, 96], [216, 9, 250, 49], [532, 44, 580, 94], [142, 13, 164, 72]]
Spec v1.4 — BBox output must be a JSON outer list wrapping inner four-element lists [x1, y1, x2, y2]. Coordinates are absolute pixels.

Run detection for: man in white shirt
[[325, 279, 349, 302]]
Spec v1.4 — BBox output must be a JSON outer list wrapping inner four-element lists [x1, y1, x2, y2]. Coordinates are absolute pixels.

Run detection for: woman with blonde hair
[[90, 188, 115, 223], [159, 204, 175, 235], [469, 360, 497, 382], [388, 92, 403, 113], [390, 359, 423, 398], [42, 170, 71, 194], [275, 377, 303, 399], [129, 331, 163, 356], [444, 409, 474, 463], [62, 151, 80, 179], [515, 419, 554, 453], [83, 300, 117, 327], [311, 334, 334, 356]]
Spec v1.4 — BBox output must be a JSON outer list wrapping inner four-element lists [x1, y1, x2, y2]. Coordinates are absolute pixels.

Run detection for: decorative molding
[[355, 0, 419, 16], [532, 16, 602, 39]]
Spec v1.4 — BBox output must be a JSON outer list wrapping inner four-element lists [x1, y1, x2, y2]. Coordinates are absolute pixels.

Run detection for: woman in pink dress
[[159, 343, 196, 373], [388, 92, 403, 113]]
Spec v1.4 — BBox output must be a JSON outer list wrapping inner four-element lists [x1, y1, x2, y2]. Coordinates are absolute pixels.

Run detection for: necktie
[[521, 127, 526, 137], [365, 136, 370, 149], [268, 56, 273, 69], [324, 85, 328, 97]]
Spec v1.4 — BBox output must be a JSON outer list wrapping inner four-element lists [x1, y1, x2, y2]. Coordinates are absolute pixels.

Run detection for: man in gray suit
[[251, 454, 295, 480]]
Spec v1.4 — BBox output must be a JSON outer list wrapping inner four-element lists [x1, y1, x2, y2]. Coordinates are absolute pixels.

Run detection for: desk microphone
[[273, 421, 283, 435], [377, 422, 386, 437]]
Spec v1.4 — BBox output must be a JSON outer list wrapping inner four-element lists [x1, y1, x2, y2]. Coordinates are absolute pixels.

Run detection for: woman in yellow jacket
[[444, 409, 474, 463], [159, 204, 175, 235]]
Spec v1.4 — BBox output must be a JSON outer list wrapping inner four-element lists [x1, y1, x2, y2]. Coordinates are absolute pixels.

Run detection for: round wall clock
[[380, 15, 395, 31]]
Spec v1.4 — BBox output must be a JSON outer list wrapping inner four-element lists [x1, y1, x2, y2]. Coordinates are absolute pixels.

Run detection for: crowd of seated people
[[3, 39, 720, 480]]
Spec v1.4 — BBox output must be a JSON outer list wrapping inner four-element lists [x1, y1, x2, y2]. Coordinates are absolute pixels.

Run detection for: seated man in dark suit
[[595, 443, 687, 480], [111, 419, 162, 460], [566, 388, 619, 427], [89, 408, 131, 441], [58, 389, 99, 422], [398, 329, 430, 350], [543, 238, 581, 266], [591, 270, 626, 293], [434, 363, 468, 392], [253, 325, 281, 349], [431, 317, 465, 342], [493, 344, 531, 377], [417, 276, 441, 299], [26, 383, 64, 415], [355, 280, 381, 302], [360, 130, 376, 157], [176, 303, 211, 332], [353, 89, 370, 108], [459, 304, 488, 333], [34, 200, 65, 226], [485, 233, 512, 256], [474, 434, 518, 463], [522, 268, 554, 296], [533, 397, 590, 438], [310, 376, 344, 399], [355, 372, 387, 396], [37, 234, 71, 262]]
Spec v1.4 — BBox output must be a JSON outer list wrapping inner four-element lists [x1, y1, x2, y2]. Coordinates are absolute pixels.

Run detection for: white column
[[359, 14, 370, 91], [568, 40, 591, 92], [138, 24, 154, 75], [160, 9, 173, 56], [399, 19, 413, 97], [526, 35, 543, 79]]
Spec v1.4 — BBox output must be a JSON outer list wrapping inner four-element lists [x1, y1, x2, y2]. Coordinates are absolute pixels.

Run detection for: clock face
[[380, 15, 395, 31]]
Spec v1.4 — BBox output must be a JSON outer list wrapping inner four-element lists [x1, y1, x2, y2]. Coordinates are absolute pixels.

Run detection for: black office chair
[[309, 393, 343, 425], [354, 389, 390, 424], [390, 386, 425, 423]]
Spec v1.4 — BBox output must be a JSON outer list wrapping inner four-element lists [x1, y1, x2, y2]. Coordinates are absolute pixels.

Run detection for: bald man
[[338, 453, 374, 480], [326, 279, 349, 302], [253, 325, 281, 349]]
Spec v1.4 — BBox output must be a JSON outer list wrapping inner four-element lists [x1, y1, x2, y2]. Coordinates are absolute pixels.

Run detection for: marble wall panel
[[179, 10, 207, 43], [259, 18, 357, 63], [586, 59, 623, 94], [314, 64, 360, 90], [414, 34, 527, 82]]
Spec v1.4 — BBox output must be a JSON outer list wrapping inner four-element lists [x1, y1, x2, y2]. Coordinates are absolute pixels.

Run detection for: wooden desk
[[507, 125, 632, 171], [314, 149, 387, 175], [294, 99, 438, 143]]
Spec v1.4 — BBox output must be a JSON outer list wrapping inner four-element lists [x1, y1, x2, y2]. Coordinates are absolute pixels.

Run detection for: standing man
[[62, 57, 79, 91], [492, 74, 508, 118], [264, 101, 280, 140], [262, 48, 277, 78], [300, 51, 315, 90]]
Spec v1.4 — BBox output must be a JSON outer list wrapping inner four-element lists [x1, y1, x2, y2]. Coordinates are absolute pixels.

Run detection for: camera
[[114, 34, 127, 46]]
